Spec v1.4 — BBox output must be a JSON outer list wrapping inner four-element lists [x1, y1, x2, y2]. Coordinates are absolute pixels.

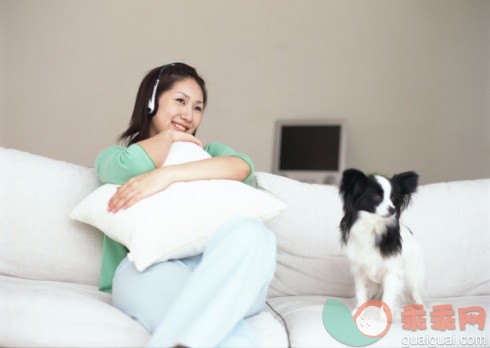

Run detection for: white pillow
[[71, 142, 287, 271]]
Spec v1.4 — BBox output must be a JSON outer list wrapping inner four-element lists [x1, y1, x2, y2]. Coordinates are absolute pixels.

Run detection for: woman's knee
[[211, 217, 277, 277], [218, 217, 276, 251], [112, 259, 192, 332]]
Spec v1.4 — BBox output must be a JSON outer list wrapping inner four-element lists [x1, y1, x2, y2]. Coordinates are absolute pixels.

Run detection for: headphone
[[147, 63, 176, 117]]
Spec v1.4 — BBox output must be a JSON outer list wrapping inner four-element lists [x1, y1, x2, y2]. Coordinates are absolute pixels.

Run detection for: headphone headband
[[147, 63, 176, 117]]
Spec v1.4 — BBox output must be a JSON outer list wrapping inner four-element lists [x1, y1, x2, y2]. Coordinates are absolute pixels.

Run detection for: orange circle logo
[[353, 300, 392, 338]]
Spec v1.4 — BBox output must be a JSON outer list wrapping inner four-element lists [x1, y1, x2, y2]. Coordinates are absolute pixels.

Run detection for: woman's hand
[[167, 130, 203, 147], [107, 167, 174, 213]]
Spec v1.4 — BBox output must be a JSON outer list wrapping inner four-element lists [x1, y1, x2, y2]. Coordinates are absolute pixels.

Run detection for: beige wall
[[1, 0, 489, 184], [0, 0, 5, 144]]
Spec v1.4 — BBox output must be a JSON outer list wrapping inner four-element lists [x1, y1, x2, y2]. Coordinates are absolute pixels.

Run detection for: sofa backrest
[[0, 148, 102, 286], [257, 172, 352, 298], [2, 148, 489, 297], [257, 172, 490, 299]]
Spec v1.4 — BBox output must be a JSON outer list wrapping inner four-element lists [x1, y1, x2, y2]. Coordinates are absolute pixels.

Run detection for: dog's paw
[[371, 306, 383, 321]]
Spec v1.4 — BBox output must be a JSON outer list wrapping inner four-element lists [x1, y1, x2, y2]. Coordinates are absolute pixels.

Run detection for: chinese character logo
[[401, 304, 486, 332], [458, 306, 486, 331], [401, 304, 427, 331]]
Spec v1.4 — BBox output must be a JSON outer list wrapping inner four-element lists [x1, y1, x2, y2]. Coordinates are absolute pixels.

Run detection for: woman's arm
[[95, 130, 202, 184], [137, 130, 203, 168], [107, 156, 250, 213], [95, 144, 156, 185]]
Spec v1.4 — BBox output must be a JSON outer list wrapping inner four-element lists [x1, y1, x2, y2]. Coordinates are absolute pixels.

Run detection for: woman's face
[[149, 78, 204, 137]]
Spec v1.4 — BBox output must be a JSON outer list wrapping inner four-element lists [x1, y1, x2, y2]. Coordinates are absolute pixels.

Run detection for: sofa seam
[[266, 301, 291, 348]]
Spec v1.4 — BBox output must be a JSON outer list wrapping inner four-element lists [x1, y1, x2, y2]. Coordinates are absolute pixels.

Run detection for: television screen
[[279, 125, 341, 171], [273, 119, 347, 184]]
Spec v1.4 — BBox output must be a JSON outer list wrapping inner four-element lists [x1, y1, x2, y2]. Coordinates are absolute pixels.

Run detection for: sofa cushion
[[0, 148, 102, 286], [257, 172, 490, 299], [0, 275, 288, 347], [0, 275, 150, 347]]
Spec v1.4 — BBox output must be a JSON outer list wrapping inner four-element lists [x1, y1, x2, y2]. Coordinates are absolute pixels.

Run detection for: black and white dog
[[339, 169, 425, 316]]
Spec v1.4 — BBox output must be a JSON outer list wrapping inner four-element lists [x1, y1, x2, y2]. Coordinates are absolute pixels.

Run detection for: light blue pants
[[112, 217, 277, 347]]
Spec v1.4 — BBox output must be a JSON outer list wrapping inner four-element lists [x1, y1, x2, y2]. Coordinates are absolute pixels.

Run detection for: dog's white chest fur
[[345, 218, 399, 284], [344, 218, 425, 313]]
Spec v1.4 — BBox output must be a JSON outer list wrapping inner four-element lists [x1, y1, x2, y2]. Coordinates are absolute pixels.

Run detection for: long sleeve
[[203, 142, 256, 187], [95, 144, 156, 185], [95, 144, 156, 292]]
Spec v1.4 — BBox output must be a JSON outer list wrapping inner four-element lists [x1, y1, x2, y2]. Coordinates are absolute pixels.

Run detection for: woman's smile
[[171, 120, 190, 132]]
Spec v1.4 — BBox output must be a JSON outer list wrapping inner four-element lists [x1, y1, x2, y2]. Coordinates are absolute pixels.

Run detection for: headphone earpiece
[[146, 63, 176, 117], [147, 79, 160, 116]]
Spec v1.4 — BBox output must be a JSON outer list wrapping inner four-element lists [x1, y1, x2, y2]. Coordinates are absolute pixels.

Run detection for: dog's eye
[[373, 194, 382, 202]]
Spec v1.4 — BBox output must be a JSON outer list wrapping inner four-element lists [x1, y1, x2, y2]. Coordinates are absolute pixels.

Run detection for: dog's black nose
[[388, 206, 396, 216]]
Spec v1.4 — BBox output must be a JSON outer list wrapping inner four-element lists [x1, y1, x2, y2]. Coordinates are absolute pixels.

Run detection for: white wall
[[1, 0, 489, 184]]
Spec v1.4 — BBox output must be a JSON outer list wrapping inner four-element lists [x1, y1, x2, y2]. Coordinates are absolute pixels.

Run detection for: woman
[[95, 63, 276, 347]]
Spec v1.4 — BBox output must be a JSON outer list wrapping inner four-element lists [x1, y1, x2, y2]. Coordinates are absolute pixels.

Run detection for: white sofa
[[1, 147, 489, 347]]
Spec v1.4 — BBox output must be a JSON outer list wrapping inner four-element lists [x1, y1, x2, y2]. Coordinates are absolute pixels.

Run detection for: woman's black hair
[[119, 63, 207, 146]]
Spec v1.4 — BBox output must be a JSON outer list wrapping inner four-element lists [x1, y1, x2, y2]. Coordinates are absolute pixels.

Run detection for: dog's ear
[[340, 169, 367, 200], [392, 171, 419, 194], [392, 171, 419, 210]]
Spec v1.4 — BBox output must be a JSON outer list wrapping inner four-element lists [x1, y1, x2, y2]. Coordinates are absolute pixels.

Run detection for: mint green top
[[95, 142, 256, 293]]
